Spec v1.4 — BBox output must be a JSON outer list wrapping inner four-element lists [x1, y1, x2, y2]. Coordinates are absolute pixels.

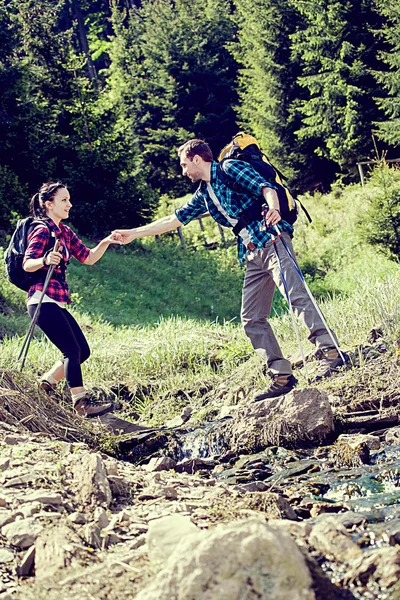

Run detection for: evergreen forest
[[0, 0, 399, 236]]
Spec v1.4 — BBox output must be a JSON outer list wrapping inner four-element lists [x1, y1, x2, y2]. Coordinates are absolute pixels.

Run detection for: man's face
[[180, 153, 202, 182]]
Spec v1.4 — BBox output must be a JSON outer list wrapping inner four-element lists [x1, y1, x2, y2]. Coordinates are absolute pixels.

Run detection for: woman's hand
[[44, 250, 63, 266], [112, 229, 136, 245], [103, 232, 122, 244]]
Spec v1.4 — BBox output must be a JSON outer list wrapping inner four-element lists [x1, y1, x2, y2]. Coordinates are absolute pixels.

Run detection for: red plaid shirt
[[23, 218, 90, 304]]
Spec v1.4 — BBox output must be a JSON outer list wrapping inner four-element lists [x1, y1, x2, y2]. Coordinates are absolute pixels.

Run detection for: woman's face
[[46, 187, 72, 222]]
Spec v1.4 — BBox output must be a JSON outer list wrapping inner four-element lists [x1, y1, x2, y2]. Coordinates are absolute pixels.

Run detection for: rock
[[343, 546, 400, 588], [229, 388, 334, 453], [16, 546, 35, 576], [3, 435, 29, 445], [309, 516, 362, 563], [385, 427, 400, 444], [309, 502, 346, 518], [0, 459, 10, 472], [337, 433, 380, 450], [71, 453, 112, 507], [335, 511, 367, 529], [387, 522, 400, 546], [147, 515, 201, 562], [175, 458, 216, 474], [165, 416, 187, 428], [163, 486, 178, 500], [2, 518, 43, 549], [83, 523, 102, 549], [35, 523, 92, 580], [329, 434, 380, 467], [94, 507, 109, 530], [0, 510, 17, 529], [137, 518, 315, 600], [240, 492, 299, 521], [20, 503, 42, 518], [181, 406, 193, 421], [107, 475, 130, 498], [68, 512, 87, 525], [236, 481, 269, 493], [143, 457, 177, 472], [21, 491, 63, 506], [0, 549, 14, 564]]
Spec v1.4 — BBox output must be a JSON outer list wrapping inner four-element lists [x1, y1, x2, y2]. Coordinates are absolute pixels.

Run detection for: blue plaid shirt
[[175, 160, 294, 264]]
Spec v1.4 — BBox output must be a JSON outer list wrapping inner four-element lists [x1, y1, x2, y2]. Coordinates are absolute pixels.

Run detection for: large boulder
[[136, 517, 315, 600], [228, 388, 334, 453]]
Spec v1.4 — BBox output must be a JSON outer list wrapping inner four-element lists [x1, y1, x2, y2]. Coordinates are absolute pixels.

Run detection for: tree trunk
[[71, 0, 97, 81]]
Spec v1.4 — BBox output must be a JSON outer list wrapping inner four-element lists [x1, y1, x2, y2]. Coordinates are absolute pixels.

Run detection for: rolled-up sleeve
[[222, 160, 277, 196], [175, 188, 208, 225], [68, 230, 90, 263], [23, 227, 50, 265]]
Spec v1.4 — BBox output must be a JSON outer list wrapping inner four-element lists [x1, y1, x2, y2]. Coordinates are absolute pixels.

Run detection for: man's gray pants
[[241, 233, 336, 375]]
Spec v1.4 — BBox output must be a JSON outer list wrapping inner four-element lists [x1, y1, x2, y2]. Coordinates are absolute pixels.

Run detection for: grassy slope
[[1, 174, 400, 425]]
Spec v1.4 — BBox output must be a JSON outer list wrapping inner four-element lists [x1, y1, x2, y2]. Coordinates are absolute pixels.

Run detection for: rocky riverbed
[[1, 342, 400, 600]]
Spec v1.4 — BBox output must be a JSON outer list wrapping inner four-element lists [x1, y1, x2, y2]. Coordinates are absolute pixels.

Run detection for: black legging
[[28, 303, 90, 388]]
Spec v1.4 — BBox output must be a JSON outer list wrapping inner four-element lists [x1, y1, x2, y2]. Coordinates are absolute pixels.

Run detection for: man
[[115, 139, 347, 400]]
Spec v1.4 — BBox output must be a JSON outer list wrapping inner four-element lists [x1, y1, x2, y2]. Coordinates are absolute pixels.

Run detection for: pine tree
[[108, 0, 238, 197], [290, 0, 384, 175], [373, 2, 400, 147], [230, 0, 305, 181]]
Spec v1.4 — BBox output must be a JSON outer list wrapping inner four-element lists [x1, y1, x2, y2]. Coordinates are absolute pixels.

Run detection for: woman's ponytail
[[29, 182, 66, 219], [29, 192, 46, 218]]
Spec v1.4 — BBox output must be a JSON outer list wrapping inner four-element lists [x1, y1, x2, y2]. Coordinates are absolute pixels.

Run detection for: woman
[[23, 181, 119, 418]]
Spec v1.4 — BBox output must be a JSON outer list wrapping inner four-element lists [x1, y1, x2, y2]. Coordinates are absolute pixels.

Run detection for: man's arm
[[262, 187, 282, 226], [113, 214, 181, 245]]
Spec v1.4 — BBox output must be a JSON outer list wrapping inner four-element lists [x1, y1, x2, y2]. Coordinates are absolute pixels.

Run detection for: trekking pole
[[269, 230, 311, 384], [273, 225, 346, 365], [18, 240, 60, 371]]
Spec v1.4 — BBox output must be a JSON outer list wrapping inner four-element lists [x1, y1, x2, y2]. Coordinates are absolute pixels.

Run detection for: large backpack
[[217, 132, 311, 227], [4, 217, 53, 291]]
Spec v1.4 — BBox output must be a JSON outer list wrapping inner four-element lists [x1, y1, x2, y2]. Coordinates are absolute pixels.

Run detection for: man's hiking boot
[[253, 374, 298, 402], [74, 395, 113, 418], [313, 347, 349, 382]]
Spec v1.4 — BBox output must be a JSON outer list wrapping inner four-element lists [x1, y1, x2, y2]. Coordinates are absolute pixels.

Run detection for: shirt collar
[[45, 217, 65, 237], [209, 161, 219, 185]]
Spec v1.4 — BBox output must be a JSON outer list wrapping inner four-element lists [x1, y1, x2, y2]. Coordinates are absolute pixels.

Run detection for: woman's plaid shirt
[[23, 218, 90, 304], [175, 160, 294, 264]]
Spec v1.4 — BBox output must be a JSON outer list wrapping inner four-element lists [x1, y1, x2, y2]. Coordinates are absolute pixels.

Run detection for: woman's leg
[[28, 303, 112, 417], [27, 303, 85, 389]]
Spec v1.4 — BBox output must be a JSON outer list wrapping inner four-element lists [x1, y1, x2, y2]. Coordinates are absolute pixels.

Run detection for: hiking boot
[[38, 379, 57, 395], [313, 348, 349, 382], [74, 395, 113, 418], [253, 374, 298, 402]]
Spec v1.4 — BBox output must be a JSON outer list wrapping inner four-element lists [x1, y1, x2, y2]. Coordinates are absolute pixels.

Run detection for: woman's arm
[[83, 233, 121, 266]]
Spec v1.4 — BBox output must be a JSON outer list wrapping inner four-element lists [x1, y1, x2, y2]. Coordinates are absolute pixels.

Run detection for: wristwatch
[[42, 255, 47, 267]]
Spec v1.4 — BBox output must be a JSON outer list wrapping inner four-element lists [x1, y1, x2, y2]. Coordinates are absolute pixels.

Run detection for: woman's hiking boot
[[38, 379, 57, 394], [253, 374, 298, 402], [74, 395, 113, 418], [313, 348, 349, 381]]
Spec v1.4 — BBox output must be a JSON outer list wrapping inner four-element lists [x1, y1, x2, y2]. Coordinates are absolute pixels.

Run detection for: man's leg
[[242, 248, 298, 400], [270, 233, 347, 378]]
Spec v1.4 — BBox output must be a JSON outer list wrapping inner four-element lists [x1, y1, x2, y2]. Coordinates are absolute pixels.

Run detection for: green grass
[[1, 169, 400, 426]]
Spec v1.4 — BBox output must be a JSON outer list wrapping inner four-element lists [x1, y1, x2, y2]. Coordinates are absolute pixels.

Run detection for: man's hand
[[112, 229, 136, 245], [103, 232, 122, 244], [265, 208, 282, 226]]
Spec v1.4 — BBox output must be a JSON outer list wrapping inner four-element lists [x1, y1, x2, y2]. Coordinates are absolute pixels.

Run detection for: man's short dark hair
[[177, 139, 213, 162]]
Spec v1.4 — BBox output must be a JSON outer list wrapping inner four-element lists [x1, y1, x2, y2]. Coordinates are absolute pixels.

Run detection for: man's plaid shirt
[[23, 218, 90, 304], [175, 160, 294, 264]]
